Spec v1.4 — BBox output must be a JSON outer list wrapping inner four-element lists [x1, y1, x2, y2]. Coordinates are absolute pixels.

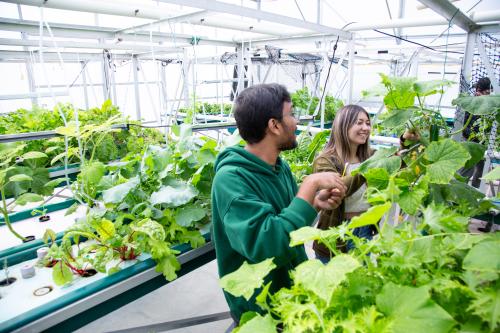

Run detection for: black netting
[[456, 33, 499, 182], [220, 52, 237, 64]]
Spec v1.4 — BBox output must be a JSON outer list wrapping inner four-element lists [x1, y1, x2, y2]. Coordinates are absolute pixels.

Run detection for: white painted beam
[[117, 10, 211, 34], [0, 38, 184, 53], [4, 0, 174, 20], [155, 0, 352, 39], [345, 10, 500, 31], [416, 0, 478, 32], [0, 18, 236, 47]]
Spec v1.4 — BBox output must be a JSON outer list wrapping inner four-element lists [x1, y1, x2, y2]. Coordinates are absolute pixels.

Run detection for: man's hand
[[297, 172, 347, 208], [314, 188, 344, 211]]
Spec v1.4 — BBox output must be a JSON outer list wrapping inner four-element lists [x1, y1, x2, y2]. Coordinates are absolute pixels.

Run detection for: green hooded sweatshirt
[[211, 145, 318, 320]]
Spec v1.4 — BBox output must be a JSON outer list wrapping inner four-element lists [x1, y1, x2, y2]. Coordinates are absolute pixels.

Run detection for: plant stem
[[1, 189, 26, 241], [449, 113, 474, 136]]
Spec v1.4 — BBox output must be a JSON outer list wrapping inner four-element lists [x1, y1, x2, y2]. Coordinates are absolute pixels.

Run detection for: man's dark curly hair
[[234, 83, 291, 144]]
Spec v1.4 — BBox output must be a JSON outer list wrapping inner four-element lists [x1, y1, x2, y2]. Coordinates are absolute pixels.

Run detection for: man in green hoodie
[[212, 83, 346, 325]]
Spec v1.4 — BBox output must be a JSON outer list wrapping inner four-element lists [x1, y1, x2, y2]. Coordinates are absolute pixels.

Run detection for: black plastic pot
[[38, 215, 50, 222], [22, 235, 36, 243]]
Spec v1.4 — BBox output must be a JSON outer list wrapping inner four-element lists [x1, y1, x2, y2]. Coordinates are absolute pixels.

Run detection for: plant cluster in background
[[0, 100, 164, 165], [468, 114, 500, 149], [291, 87, 344, 122], [179, 101, 233, 124], [281, 130, 329, 183]]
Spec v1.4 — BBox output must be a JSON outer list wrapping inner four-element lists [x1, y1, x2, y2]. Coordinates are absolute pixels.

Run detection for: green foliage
[[220, 258, 276, 301], [49, 124, 221, 285], [0, 144, 63, 241], [281, 130, 329, 182], [482, 166, 500, 181], [179, 101, 233, 124], [223, 75, 500, 333], [0, 101, 165, 165], [290, 87, 344, 122], [225, 225, 500, 332], [376, 283, 456, 333], [452, 94, 500, 116]]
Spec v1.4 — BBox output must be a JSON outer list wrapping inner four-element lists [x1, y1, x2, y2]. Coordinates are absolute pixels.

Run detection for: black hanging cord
[[372, 29, 463, 55], [316, 35, 340, 113]]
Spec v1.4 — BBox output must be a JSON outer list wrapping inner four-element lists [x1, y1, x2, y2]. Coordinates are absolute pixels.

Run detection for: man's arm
[[297, 172, 346, 210]]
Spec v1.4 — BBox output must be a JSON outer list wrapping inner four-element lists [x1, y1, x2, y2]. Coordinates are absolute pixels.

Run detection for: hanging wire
[[37, 7, 77, 204], [372, 29, 463, 55], [436, 8, 460, 112]]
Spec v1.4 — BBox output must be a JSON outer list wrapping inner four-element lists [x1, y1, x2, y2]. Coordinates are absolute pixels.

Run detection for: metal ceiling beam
[[345, 10, 500, 31], [416, 0, 478, 32], [117, 10, 212, 34], [0, 18, 236, 47], [4, 0, 175, 20], [120, 12, 286, 37], [155, 0, 352, 39], [167, 16, 292, 37], [0, 38, 184, 53], [0, 50, 129, 62]]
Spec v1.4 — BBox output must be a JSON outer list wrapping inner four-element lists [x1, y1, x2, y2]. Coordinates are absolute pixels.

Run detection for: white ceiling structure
[[0, 0, 498, 60], [0, 0, 498, 117]]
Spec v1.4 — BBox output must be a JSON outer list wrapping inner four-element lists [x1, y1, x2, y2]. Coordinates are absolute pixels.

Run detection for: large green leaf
[[364, 168, 390, 190], [44, 178, 67, 189], [353, 147, 401, 176], [293, 255, 360, 302], [178, 229, 205, 249], [380, 74, 417, 110], [102, 176, 139, 204], [378, 108, 415, 128], [463, 240, 500, 272], [15, 192, 44, 205], [22, 151, 48, 160], [376, 283, 455, 333], [131, 218, 165, 241], [452, 95, 500, 115], [93, 218, 115, 241], [150, 183, 198, 207], [155, 253, 181, 281], [413, 80, 453, 97], [422, 204, 468, 234], [4, 166, 30, 197], [349, 202, 392, 229], [8, 174, 32, 182], [220, 258, 276, 301], [289, 226, 323, 246], [446, 179, 484, 209], [55, 124, 78, 137], [80, 161, 106, 186], [238, 314, 277, 333], [482, 166, 500, 181], [143, 145, 171, 173], [424, 139, 470, 184], [53, 261, 73, 286], [461, 142, 486, 169], [398, 186, 427, 215], [174, 204, 206, 227], [468, 288, 500, 332]]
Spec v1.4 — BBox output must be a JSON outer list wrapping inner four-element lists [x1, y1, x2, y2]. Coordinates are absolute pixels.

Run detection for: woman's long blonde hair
[[323, 104, 371, 163]]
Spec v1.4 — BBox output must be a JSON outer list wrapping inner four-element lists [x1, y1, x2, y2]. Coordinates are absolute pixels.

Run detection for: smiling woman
[[311, 105, 376, 263]]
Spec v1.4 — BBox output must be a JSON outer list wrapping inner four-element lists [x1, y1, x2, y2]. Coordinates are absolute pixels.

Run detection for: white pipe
[[4, 0, 175, 20], [345, 10, 500, 31], [0, 38, 183, 53]]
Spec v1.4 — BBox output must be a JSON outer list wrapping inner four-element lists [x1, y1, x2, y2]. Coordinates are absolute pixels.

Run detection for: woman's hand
[[314, 188, 344, 211]]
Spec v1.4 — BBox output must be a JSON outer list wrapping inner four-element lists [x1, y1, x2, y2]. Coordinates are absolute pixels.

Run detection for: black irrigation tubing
[[316, 36, 340, 114], [372, 29, 464, 55]]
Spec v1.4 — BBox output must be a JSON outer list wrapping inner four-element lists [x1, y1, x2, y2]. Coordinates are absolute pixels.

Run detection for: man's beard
[[279, 138, 298, 151]]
